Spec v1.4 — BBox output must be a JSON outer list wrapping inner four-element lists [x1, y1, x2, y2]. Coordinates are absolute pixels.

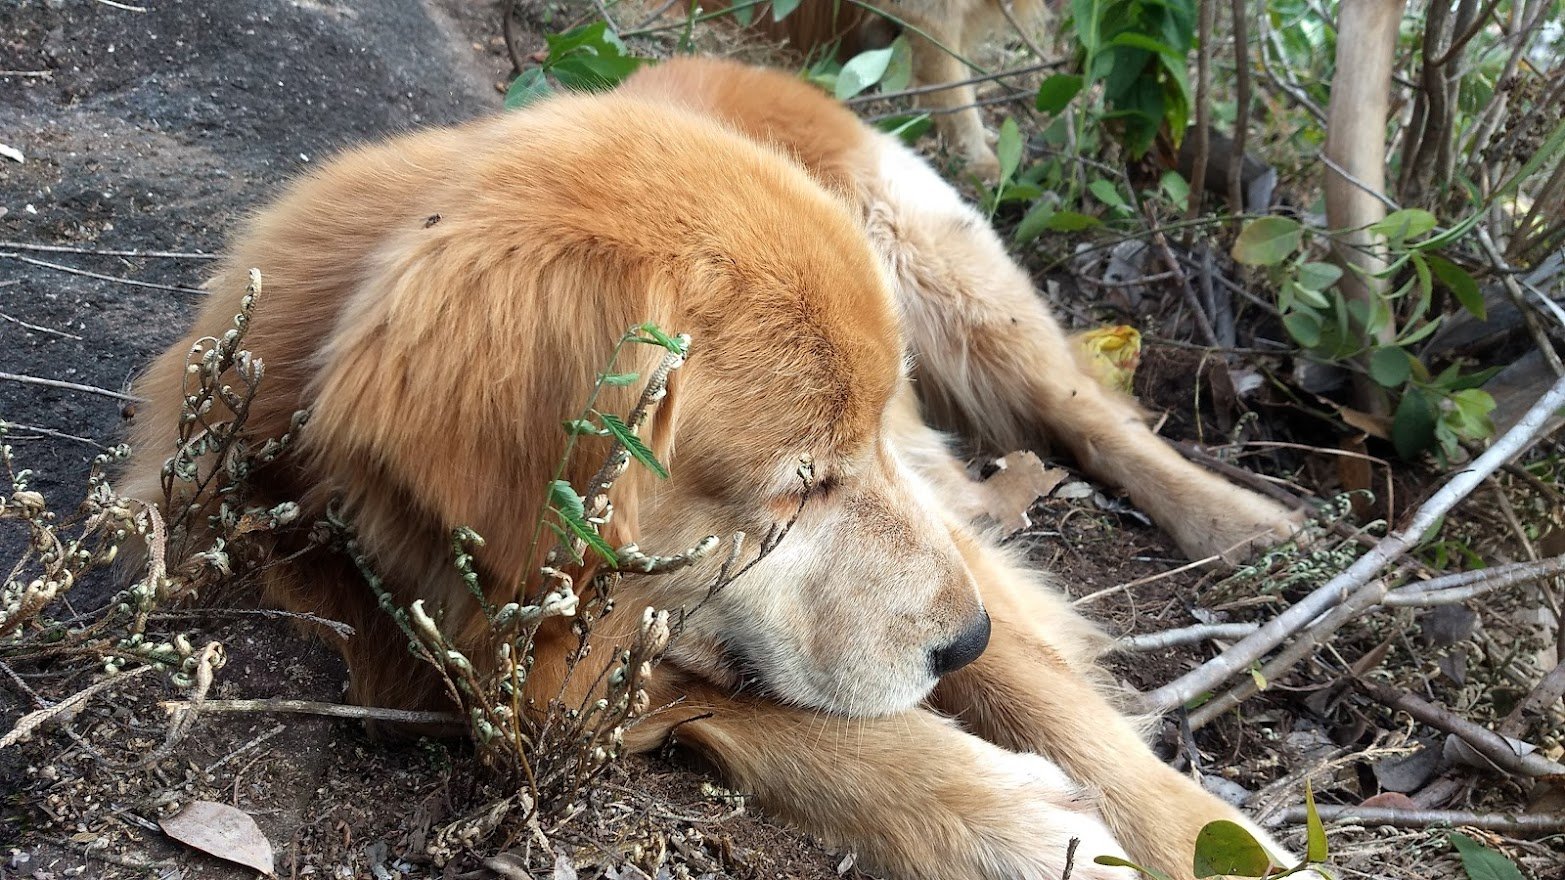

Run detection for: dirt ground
[[2, 1, 1561, 879]]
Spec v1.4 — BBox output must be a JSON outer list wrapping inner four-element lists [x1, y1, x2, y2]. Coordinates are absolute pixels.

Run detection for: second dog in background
[[734, 0, 1049, 178]]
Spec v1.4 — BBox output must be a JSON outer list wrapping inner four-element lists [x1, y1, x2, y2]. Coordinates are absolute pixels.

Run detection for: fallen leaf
[[0, 143, 23, 163], [1337, 405, 1391, 440], [1359, 791, 1418, 810], [978, 451, 1067, 533], [1073, 325, 1142, 394], [160, 801, 275, 875]]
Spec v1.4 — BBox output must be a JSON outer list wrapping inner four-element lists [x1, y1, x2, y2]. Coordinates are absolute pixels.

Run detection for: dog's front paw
[[962, 143, 1002, 182], [968, 750, 1139, 880]]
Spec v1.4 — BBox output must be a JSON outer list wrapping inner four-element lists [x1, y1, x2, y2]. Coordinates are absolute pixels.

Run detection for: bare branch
[[1272, 804, 1565, 834], [1139, 373, 1565, 715]]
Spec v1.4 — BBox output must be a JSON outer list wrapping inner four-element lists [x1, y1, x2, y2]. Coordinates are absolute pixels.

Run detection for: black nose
[[930, 612, 991, 677]]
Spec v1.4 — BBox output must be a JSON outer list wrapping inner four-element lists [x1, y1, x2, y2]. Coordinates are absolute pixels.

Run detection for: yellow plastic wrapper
[[1073, 325, 1142, 395]]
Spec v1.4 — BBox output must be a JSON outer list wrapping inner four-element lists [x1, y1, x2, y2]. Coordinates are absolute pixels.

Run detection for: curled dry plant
[[2, 269, 304, 744], [327, 324, 810, 855]]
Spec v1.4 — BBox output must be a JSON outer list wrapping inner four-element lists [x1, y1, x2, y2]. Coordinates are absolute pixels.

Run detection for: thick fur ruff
[[121, 57, 1303, 880]]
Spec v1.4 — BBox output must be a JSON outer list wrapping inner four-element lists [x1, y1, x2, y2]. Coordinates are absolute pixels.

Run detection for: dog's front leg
[[930, 537, 1300, 879], [640, 679, 1137, 880]]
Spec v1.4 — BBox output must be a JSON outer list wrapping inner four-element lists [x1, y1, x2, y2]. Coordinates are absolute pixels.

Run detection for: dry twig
[[1141, 373, 1565, 715]]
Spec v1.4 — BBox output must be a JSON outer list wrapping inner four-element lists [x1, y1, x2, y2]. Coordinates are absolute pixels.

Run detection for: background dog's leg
[[636, 679, 1136, 880], [874, 184, 1302, 560], [931, 536, 1301, 878], [901, 18, 1000, 179]]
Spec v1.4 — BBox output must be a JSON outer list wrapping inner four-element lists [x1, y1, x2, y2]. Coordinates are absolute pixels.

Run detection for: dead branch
[[1383, 553, 1565, 606], [0, 240, 217, 259], [159, 697, 461, 726], [1, 252, 207, 295], [1117, 622, 1259, 652], [0, 310, 83, 340], [1140, 373, 1565, 715], [0, 370, 142, 403], [0, 666, 152, 750], [1272, 804, 1565, 834], [1226, 0, 1252, 215], [1172, 440, 1312, 510], [1356, 679, 1565, 778], [1477, 225, 1565, 378], [1500, 661, 1565, 736]]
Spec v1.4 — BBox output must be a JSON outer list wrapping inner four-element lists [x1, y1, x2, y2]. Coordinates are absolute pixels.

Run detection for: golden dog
[[122, 57, 1301, 880]]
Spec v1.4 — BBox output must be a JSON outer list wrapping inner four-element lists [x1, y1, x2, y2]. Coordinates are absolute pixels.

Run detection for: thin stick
[[1500, 660, 1565, 735], [1, 666, 152, 750], [1272, 804, 1564, 834], [1118, 622, 1260, 652], [91, 0, 147, 11], [1383, 553, 1565, 606], [0, 370, 141, 403], [0, 310, 83, 340], [0, 422, 106, 447], [1072, 553, 1222, 606], [1356, 679, 1565, 778], [1172, 440, 1312, 510], [159, 697, 461, 726], [0, 240, 218, 260], [0, 252, 207, 295], [1139, 373, 1565, 714]]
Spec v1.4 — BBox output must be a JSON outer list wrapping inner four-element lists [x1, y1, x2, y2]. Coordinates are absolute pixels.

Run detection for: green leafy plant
[[1231, 209, 1497, 461], [505, 21, 651, 110], [1055, 0, 1197, 158]]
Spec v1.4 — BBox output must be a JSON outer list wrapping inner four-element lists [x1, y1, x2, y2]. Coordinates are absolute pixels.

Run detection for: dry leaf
[[979, 451, 1067, 533], [160, 800, 275, 875], [1337, 405, 1391, 440]]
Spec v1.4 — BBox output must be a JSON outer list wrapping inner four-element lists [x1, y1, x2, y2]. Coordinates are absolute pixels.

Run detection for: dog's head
[[582, 168, 989, 718], [292, 94, 987, 717]]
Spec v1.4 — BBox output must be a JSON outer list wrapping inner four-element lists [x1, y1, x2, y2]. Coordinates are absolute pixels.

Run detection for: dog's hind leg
[[866, 142, 1302, 560], [930, 532, 1302, 880]]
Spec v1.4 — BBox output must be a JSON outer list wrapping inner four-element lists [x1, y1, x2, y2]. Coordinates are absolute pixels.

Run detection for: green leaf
[[1428, 254, 1485, 320], [1044, 210, 1102, 232], [1290, 280, 1331, 310], [1370, 208, 1438, 242], [1296, 261, 1343, 292], [875, 113, 932, 144], [636, 322, 688, 354], [1283, 310, 1322, 348], [562, 418, 608, 436], [834, 46, 895, 99], [1392, 387, 1438, 459], [771, 0, 801, 21], [504, 68, 553, 110], [555, 504, 618, 566], [1089, 178, 1128, 210], [997, 117, 1023, 182], [1158, 170, 1190, 210], [1449, 832, 1524, 880], [598, 371, 641, 387], [550, 53, 645, 92], [1094, 855, 1175, 880], [729, 0, 755, 26], [549, 479, 585, 520], [1035, 74, 1084, 114], [1304, 779, 1328, 864], [596, 411, 670, 478], [1444, 389, 1496, 442], [1368, 347, 1413, 388], [1232, 217, 1304, 266], [1192, 820, 1273, 878], [1014, 201, 1056, 244], [881, 36, 913, 93]]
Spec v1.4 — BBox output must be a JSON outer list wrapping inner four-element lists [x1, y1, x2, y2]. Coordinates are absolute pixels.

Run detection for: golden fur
[[122, 58, 1302, 880]]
